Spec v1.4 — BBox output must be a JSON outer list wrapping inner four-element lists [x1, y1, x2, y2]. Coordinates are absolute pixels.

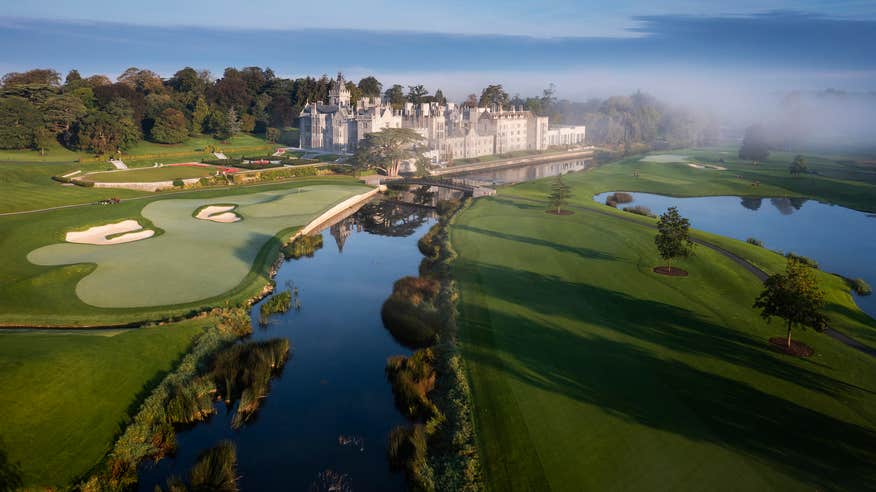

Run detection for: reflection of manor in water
[[461, 158, 594, 185]]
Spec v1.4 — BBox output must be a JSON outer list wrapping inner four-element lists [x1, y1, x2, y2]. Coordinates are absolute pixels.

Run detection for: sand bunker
[[66, 220, 154, 245], [196, 205, 241, 223]]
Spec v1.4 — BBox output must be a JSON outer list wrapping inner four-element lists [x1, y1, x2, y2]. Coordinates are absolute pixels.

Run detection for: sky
[[1, 1, 875, 108]]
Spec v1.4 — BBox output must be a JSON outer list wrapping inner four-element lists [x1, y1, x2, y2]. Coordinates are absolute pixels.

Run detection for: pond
[[593, 192, 876, 319], [138, 201, 435, 491]]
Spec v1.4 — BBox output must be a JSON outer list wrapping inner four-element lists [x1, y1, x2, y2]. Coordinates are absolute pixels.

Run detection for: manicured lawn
[[0, 177, 370, 326], [0, 162, 148, 214], [452, 195, 876, 491], [517, 148, 875, 213], [121, 133, 269, 156], [0, 320, 207, 487], [82, 165, 219, 183]]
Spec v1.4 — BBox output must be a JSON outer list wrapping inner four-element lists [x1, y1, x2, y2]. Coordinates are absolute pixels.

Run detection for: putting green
[[27, 185, 362, 308]]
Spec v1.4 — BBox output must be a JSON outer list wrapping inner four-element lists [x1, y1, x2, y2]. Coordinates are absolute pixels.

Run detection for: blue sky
[[1, 2, 874, 105]]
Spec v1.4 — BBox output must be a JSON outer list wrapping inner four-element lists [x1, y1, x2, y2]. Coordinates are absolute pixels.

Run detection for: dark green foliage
[[547, 175, 572, 214], [259, 290, 291, 325], [739, 124, 770, 163], [282, 234, 323, 260], [654, 206, 695, 271], [0, 96, 42, 149], [608, 192, 633, 204], [381, 296, 440, 348], [789, 154, 809, 176], [151, 108, 189, 144], [754, 257, 829, 348], [188, 441, 239, 492], [164, 380, 214, 425], [0, 445, 22, 492], [746, 237, 764, 247], [785, 252, 819, 269], [172, 178, 185, 187]]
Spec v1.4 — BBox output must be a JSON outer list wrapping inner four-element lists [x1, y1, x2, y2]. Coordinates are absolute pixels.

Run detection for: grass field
[[566, 148, 875, 212], [0, 177, 369, 325], [452, 149, 876, 490], [82, 165, 220, 183], [0, 320, 207, 486], [453, 195, 876, 491]]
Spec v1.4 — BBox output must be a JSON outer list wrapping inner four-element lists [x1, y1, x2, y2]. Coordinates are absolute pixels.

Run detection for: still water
[[594, 192, 876, 318], [459, 157, 594, 184], [138, 202, 435, 491]]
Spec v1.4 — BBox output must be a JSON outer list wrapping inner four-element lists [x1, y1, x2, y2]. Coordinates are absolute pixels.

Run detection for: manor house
[[299, 74, 586, 161]]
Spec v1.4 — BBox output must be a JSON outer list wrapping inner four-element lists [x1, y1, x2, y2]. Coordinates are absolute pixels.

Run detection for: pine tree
[[227, 107, 241, 138], [548, 175, 572, 214]]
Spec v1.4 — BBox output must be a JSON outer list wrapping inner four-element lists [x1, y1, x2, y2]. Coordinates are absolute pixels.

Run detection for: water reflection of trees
[[770, 197, 807, 215], [740, 197, 762, 211], [329, 200, 434, 252]]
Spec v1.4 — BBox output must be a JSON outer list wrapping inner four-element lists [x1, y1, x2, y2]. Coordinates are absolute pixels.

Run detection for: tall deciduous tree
[[754, 257, 829, 349], [151, 108, 189, 143], [433, 89, 447, 105], [0, 97, 42, 149], [191, 96, 210, 134], [479, 84, 509, 108], [357, 76, 383, 97], [354, 128, 424, 177], [384, 84, 406, 110], [739, 124, 770, 164], [654, 206, 694, 273], [407, 85, 429, 104], [547, 175, 572, 214], [789, 155, 808, 176]]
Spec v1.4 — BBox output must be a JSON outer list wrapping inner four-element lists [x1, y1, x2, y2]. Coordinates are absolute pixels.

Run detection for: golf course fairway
[[452, 189, 876, 491]]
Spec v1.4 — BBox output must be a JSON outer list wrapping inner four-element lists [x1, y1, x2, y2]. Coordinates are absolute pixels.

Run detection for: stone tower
[[329, 72, 351, 107]]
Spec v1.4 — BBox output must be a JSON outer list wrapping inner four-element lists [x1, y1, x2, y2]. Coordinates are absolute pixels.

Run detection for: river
[[138, 201, 435, 491]]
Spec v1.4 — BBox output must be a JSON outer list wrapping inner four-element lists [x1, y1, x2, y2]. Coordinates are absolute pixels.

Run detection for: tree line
[[0, 67, 718, 156]]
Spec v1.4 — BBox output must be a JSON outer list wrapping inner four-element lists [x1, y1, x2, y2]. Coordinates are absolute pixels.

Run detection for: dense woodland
[[0, 67, 718, 155]]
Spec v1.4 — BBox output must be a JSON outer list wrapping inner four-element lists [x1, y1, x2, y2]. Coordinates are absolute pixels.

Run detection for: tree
[[407, 85, 429, 104], [32, 126, 54, 154], [739, 124, 770, 164], [41, 94, 87, 134], [547, 175, 572, 214], [0, 445, 22, 492], [226, 107, 241, 138], [478, 84, 509, 108], [433, 89, 447, 105], [1, 69, 61, 88], [384, 84, 406, 110], [354, 128, 424, 177], [191, 95, 210, 134], [754, 257, 829, 349], [358, 76, 383, 97], [151, 108, 189, 143], [0, 97, 42, 149], [654, 207, 694, 273], [789, 155, 808, 176], [239, 112, 256, 133], [72, 110, 141, 154], [265, 127, 281, 142], [463, 93, 478, 108], [206, 108, 230, 139]]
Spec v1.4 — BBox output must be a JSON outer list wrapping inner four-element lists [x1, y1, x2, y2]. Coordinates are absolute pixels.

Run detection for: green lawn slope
[[452, 155, 876, 490], [0, 320, 206, 487]]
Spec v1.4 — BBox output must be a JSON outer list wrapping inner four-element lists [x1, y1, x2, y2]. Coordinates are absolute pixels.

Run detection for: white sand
[[66, 220, 155, 245], [687, 163, 705, 169], [196, 205, 241, 223]]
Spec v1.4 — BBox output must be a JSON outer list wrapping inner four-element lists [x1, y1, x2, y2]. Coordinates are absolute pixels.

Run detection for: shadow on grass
[[458, 261, 876, 490], [454, 224, 617, 262]]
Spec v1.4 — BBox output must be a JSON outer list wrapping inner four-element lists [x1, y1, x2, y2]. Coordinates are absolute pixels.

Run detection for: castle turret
[[329, 72, 351, 107]]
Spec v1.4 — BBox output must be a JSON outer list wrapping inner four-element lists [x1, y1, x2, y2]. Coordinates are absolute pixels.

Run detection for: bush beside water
[[605, 192, 633, 207], [848, 277, 872, 296], [623, 205, 655, 217], [259, 290, 291, 325], [283, 234, 323, 260], [381, 197, 482, 491], [747, 237, 764, 247], [786, 252, 819, 269]]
